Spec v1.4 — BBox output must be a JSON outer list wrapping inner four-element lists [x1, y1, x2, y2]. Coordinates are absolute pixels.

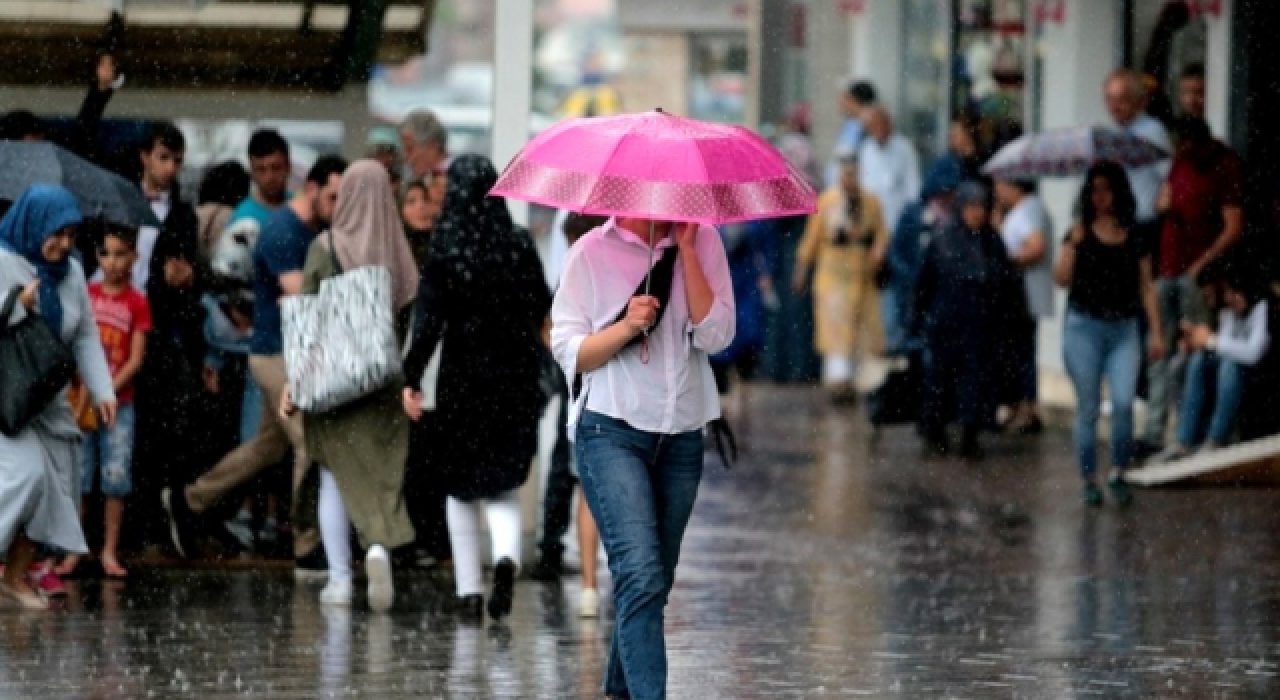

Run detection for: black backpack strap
[[571, 246, 681, 401]]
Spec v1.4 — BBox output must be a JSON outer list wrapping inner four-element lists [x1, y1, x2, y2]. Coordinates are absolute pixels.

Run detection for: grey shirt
[[0, 250, 115, 437]]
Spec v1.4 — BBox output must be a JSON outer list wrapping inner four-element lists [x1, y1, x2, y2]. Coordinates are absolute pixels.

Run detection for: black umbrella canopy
[[0, 141, 158, 229]]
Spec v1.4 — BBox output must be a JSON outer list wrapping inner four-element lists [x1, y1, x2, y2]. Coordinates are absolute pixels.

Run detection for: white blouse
[[551, 219, 735, 438]]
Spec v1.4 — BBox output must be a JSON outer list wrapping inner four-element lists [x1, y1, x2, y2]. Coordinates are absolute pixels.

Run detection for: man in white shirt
[[1104, 70, 1172, 228], [859, 106, 922, 354]]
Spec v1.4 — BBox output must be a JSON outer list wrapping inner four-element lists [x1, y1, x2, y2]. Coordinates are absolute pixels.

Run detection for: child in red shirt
[[63, 228, 151, 578]]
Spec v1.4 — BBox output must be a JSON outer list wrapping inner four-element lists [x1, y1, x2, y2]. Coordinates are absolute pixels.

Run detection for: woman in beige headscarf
[[792, 155, 888, 404], [290, 159, 420, 611]]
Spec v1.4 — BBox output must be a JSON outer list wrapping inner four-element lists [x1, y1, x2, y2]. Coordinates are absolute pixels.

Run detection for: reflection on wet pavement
[[2, 386, 1278, 698]]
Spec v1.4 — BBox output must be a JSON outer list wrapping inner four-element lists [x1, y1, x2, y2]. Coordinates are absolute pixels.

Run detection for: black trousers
[[538, 372, 577, 561], [405, 417, 452, 560]]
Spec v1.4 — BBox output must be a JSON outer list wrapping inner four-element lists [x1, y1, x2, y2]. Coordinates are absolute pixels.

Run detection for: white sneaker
[[365, 545, 394, 613], [319, 578, 353, 606], [579, 588, 600, 619]]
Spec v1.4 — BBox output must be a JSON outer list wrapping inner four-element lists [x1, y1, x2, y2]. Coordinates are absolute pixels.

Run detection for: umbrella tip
[[655, 107, 665, 114]]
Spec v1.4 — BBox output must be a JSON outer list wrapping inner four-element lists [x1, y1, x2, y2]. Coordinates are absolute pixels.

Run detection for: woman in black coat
[[401, 155, 551, 620], [914, 182, 1025, 459]]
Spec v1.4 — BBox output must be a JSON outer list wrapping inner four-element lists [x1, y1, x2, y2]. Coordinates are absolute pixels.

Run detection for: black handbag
[[0, 286, 77, 437]]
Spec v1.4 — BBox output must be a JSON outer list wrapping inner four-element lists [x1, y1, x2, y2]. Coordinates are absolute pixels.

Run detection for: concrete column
[[1035, 0, 1124, 375], [849, 0, 904, 120], [805, 2, 854, 175], [746, 0, 790, 131], [492, 0, 534, 226], [1204, 0, 1233, 141]]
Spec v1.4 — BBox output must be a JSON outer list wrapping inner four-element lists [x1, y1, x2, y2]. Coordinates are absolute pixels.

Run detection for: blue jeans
[[81, 403, 136, 498], [1177, 351, 1243, 448], [1063, 311, 1141, 479], [575, 411, 704, 700]]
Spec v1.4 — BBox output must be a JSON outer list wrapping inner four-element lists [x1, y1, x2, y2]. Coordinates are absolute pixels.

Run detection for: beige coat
[[797, 187, 889, 357]]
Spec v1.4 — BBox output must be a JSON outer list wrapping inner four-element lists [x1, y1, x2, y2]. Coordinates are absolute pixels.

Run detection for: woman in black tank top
[[1054, 162, 1163, 508]]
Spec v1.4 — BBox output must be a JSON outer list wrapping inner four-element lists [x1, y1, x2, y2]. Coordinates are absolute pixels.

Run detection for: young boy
[[68, 227, 152, 578]]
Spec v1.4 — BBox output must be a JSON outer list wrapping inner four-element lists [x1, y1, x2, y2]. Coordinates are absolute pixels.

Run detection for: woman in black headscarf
[[914, 182, 1025, 459], [401, 154, 551, 621]]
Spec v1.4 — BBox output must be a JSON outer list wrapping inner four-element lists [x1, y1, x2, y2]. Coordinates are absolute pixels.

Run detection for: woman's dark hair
[[403, 178, 429, 200], [198, 161, 250, 207], [1079, 161, 1137, 230]]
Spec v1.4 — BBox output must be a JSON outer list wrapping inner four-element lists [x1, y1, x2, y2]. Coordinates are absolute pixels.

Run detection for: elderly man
[[1103, 70, 1177, 455], [400, 109, 451, 183], [859, 106, 921, 354]]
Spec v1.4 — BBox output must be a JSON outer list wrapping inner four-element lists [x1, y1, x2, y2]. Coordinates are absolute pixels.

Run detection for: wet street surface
[[4, 385, 1280, 698]]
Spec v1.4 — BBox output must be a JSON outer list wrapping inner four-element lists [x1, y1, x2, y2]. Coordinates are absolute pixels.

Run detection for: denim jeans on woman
[[575, 411, 704, 700], [1177, 350, 1243, 448], [1063, 310, 1142, 478]]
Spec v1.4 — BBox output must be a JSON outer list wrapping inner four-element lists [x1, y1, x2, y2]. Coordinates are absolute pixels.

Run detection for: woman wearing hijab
[[401, 155, 551, 621], [290, 160, 420, 611], [914, 182, 1024, 459], [792, 154, 888, 403], [0, 185, 116, 609]]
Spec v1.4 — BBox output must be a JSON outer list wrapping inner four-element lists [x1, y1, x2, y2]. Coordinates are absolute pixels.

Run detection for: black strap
[[327, 231, 344, 275], [571, 246, 680, 400], [0, 286, 23, 335]]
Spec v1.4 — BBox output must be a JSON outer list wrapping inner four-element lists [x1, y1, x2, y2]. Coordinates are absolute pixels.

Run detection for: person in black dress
[[401, 155, 551, 621]]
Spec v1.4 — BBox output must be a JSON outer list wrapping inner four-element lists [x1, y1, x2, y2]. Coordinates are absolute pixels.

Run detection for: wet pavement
[[4, 385, 1280, 698]]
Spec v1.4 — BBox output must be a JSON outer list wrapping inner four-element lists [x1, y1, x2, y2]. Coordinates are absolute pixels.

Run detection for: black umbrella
[[0, 141, 159, 229]]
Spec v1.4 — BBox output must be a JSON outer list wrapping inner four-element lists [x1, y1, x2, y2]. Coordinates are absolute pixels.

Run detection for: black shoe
[[455, 594, 484, 620], [1131, 439, 1163, 463], [1107, 475, 1134, 507], [488, 558, 516, 620], [160, 487, 201, 558], [959, 432, 985, 461], [922, 429, 950, 458], [294, 548, 329, 582], [528, 552, 563, 583]]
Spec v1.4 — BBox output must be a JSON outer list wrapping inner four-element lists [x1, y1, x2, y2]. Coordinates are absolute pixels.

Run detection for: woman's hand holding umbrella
[[622, 296, 661, 336]]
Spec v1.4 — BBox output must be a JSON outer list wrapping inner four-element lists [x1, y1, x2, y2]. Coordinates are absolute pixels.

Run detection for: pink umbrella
[[490, 109, 818, 226]]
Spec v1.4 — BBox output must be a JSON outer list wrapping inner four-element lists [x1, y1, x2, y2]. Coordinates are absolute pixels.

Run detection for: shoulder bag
[[0, 286, 76, 437]]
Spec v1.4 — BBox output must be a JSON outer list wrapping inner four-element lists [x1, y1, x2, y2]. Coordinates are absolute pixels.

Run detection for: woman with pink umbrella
[[498, 109, 814, 699]]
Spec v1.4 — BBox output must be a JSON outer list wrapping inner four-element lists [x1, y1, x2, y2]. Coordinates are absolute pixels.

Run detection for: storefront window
[[955, 0, 1029, 149], [901, 0, 953, 164]]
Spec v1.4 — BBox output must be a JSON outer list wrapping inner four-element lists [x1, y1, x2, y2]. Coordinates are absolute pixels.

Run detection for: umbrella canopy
[[0, 141, 158, 230], [490, 109, 817, 225], [982, 126, 1169, 180]]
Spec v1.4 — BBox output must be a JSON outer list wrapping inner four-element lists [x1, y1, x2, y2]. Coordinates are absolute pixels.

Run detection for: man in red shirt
[[1142, 116, 1244, 455]]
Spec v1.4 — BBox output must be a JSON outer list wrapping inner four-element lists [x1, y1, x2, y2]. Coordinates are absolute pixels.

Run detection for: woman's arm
[[70, 271, 117, 424], [1054, 225, 1084, 288], [1140, 256, 1165, 360], [1014, 230, 1048, 268], [677, 223, 736, 354], [1214, 302, 1270, 366]]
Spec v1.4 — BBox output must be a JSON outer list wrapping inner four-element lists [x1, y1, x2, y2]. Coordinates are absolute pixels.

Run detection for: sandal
[[0, 582, 49, 610]]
